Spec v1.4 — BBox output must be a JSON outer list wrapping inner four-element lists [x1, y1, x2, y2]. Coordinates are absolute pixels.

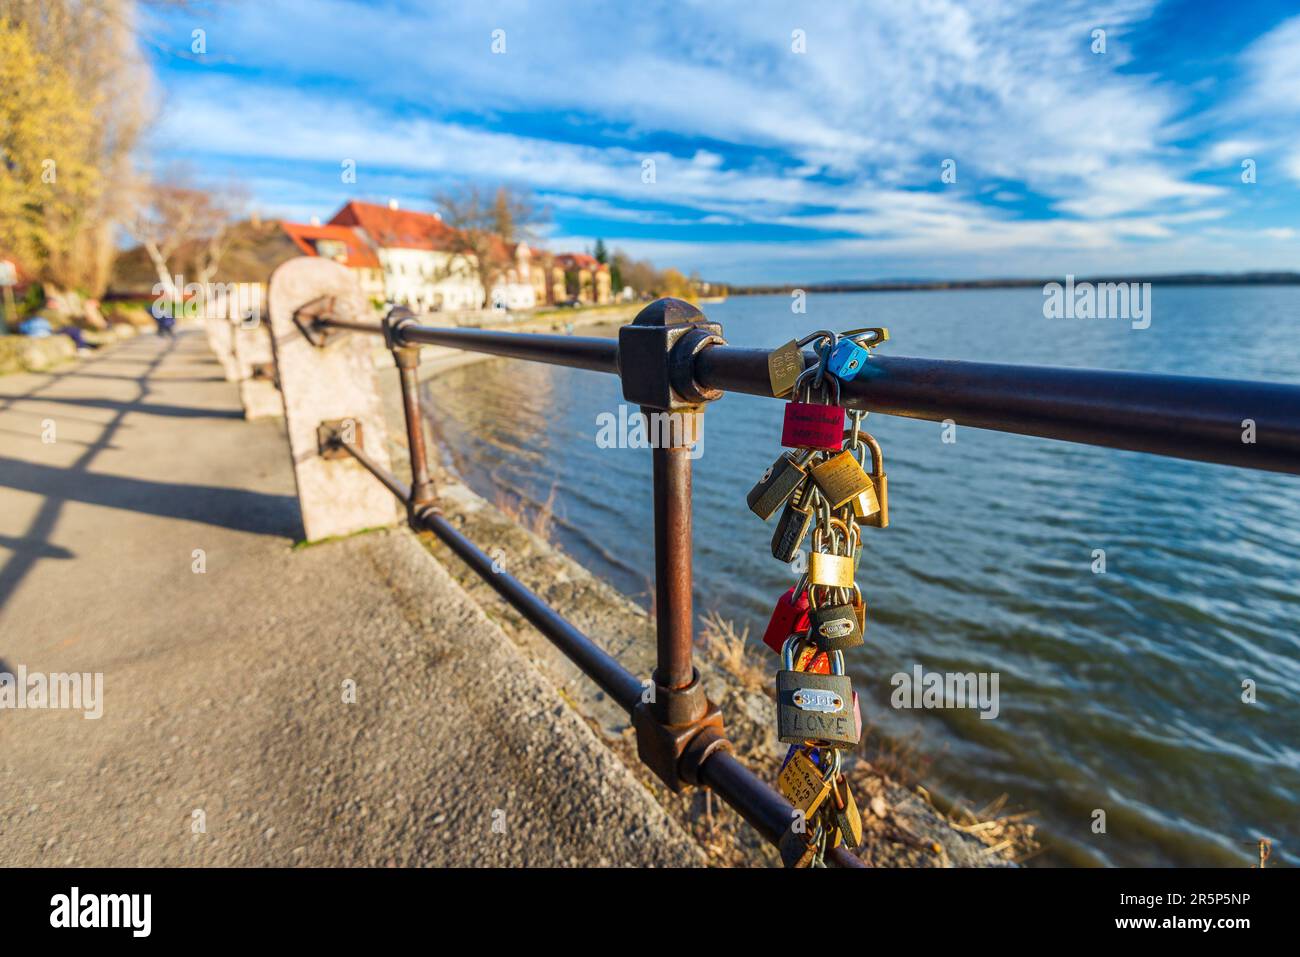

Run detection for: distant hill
[[728, 272, 1300, 295]]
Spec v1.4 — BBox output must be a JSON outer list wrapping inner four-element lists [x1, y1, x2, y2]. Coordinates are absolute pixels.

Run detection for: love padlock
[[776, 637, 859, 747], [781, 364, 844, 451]]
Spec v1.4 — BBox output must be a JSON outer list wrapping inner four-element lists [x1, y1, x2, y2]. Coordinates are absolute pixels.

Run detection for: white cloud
[[145, 0, 1299, 279]]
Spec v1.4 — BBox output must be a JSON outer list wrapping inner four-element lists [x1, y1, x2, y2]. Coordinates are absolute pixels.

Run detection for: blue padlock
[[827, 338, 870, 381]]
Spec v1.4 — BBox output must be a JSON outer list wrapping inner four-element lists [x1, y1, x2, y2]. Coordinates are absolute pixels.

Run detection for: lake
[[421, 286, 1300, 867]]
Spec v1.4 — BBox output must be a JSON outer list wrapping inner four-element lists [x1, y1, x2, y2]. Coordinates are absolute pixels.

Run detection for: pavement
[[0, 329, 704, 866]]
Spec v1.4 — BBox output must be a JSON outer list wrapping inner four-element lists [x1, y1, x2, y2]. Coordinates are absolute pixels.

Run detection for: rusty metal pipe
[[694, 346, 1300, 476], [326, 440, 865, 868], [393, 347, 436, 505], [318, 309, 1300, 474], [650, 436, 696, 692], [335, 437, 411, 501]]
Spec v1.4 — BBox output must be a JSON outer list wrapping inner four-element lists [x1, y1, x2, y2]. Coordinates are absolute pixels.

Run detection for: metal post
[[618, 298, 729, 792], [650, 427, 696, 692], [393, 347, 436, 506], [386, 308, 436, 509]]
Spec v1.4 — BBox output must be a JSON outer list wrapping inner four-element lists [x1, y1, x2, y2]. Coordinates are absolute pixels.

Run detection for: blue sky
[[141, 0, 1300, 283]]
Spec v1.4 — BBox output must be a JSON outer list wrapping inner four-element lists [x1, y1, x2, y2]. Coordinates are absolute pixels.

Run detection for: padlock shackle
[[860, 432, 885, 475]]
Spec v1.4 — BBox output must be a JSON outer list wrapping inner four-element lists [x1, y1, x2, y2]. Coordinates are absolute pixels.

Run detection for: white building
[[324, 200, 535, 313]]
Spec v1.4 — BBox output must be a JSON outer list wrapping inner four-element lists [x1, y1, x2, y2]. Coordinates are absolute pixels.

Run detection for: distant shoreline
[[727, 272, 1300, 296]]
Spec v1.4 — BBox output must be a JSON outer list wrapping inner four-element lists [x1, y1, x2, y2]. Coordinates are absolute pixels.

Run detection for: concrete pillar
[[204, 307, 239, 381], [267, 256, 398, 542], [229, 286, 282, 420]]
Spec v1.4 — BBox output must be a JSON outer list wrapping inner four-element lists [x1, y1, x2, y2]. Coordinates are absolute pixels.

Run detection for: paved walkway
[[0, 330, 702, 866]]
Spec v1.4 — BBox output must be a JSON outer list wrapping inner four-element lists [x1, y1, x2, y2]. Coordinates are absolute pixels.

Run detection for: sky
[[141, 0, 1300, 284]]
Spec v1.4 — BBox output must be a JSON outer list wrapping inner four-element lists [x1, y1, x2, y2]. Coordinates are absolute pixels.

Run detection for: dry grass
[[696, 609, 769, 695], [493, 483, 558, 544], [945, 793, 1041, 864]]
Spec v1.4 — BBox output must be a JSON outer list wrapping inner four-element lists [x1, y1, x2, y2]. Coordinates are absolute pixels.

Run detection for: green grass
[[291, 524, 394, 550]]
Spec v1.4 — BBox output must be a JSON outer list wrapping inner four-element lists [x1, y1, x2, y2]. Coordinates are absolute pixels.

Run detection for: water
[[423, 287, 1300, 867]]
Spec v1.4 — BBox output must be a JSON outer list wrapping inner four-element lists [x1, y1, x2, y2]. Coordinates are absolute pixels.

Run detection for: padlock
[[851, 689, 862, 742], [777, 637, 859, 747], [837, 429, 882, 522], [794, 642, 831, 675], [771, 494, 814, 564], [781, 365, 844, 451], [830, 774, 864, 849], [781, 403, 843, 451], [747, 449, 811, 520], [777, 826, 817, 868], [761, 585, 810, 654], [808, 550, 853, 587], [827, 338, 870, 380], [808, 585, 864, 651], [810, 449, 875, 509], [858, 432, 889, 528], [767, 339, 805, 397], [781, 742, 828, 771], [777, 747, 834, 817]]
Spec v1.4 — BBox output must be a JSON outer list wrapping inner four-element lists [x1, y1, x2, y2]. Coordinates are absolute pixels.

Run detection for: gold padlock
[[810, 450, 875, 510], [808, 551, 854, 588], [778, 749, 833, 817], [855, 433, 888, 528]]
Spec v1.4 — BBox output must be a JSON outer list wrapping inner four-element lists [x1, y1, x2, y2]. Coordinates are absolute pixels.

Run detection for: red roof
[[281, 222, 381, 268], [328, 201, 458, 251], [555, 252, 608, 271]]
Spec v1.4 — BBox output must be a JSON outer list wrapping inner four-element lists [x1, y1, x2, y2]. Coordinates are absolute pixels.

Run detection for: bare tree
[[194, 182, 250, 286], [129, 168, 242, 303], [435, 184, 546, 308]]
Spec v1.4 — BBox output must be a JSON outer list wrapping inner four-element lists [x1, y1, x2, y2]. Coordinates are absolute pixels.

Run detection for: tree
[[436, 184, 547, 308], [593, 238, 607, 264], [3, 1, 151, 295], [129, 169, 242, 304], [0, 19, 97, 287]]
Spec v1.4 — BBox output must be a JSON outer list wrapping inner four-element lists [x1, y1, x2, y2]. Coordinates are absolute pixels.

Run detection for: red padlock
[[795, 643, 831, 675], [762, 586, 810, 653], [781, 402, 844, 451]]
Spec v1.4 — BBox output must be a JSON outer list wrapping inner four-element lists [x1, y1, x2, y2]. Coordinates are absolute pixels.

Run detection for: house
[[280, 221, 385, 301], [278, 199, 616, 313], [554, 252, 612, 305], [326, 200, 535, 312]]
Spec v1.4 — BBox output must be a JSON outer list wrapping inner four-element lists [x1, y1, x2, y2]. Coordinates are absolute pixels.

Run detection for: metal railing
[[303, 296, 1300, 869]]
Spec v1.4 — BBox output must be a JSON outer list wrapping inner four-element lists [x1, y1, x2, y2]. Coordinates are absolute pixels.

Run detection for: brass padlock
[[776, 637, 858, 747], [858, 433, 888, 528], [830, 774, 864, 849], [810, 449, 875, 510], [777, 748, 834, 817], [807, 514, 856, 587]]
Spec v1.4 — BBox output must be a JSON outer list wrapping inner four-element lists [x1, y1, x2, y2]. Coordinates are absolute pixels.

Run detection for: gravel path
[[0, 330, 703, 866]]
